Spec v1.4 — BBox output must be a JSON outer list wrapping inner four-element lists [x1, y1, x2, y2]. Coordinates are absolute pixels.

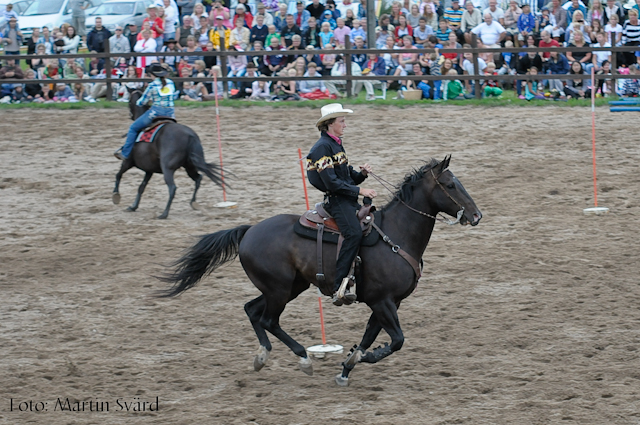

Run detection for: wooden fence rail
[[2, 36, 637, 100]]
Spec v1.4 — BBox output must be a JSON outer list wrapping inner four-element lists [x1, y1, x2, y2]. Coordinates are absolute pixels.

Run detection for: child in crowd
[[181, 81, 202, 101], [538, 7, 552, 36], [321, 10, 337, 30], [443, 68, 472, 100], [53, 83, 77, 102], [11, 85, 28, 103], [426, 48, 443, 100], [351, 19, 366, 40], [227, 45, 248, 90], [73, 82, 88, 101], [482, 62, 503, 97], [565, 60, 591, 99], [604, 14, 622, 46], [319, 22, 334, 47], [517, 3, 536, 45], [596, 60, 612, 96], [265, 25, 281, 49], [621, 64, 639, 96], [435, 18, 451, 42], [250, 79, 271, 100], [524, 66, 545, 100]]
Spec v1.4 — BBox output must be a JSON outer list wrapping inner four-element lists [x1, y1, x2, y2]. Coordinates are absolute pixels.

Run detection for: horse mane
[[381, 158, 441, 210]]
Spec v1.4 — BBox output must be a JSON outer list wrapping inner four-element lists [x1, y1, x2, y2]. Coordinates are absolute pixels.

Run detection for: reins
[[368, 170, 464, 226]]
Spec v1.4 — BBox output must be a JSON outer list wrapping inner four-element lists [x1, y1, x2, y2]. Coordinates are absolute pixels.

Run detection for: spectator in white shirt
[[483, 0, 505, 26], [471, 12, 506, 46]]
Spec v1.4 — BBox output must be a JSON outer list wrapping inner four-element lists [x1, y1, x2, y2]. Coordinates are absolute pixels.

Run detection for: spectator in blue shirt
[[321, 10, 337, 30], [517, 3, 536, 45], [293, 1, 311, 31]]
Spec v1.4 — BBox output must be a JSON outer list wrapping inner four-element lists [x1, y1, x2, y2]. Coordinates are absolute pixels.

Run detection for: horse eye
[[447, 183, 455, 189]]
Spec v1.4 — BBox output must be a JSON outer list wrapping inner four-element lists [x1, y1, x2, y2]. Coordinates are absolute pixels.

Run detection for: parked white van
[[19, 0, 103, 37]]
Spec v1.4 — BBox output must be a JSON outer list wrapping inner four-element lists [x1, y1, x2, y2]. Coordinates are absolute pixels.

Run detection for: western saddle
[[299, 202, 376, 302]]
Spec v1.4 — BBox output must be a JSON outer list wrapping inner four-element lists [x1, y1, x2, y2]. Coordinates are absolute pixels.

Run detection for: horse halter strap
[[368, 170, 464, 226]]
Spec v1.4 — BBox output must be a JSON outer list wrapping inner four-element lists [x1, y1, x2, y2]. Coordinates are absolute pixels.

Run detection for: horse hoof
[[335, 373, 349, 387], [157, 214, 168, 219], [299, 356, 313, 376], [126, 206, 136, 212], [253, 346, 270, 372], [190, 201, 200, 210], [112, 193, 121, 205]]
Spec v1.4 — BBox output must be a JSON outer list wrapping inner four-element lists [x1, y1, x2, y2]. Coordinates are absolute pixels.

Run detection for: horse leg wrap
[[360, 343, 392, 364], [342, 345, 364, 370]]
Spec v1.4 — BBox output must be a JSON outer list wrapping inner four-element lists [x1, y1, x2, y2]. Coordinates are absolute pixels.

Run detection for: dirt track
[[1, 105, 639, 425]]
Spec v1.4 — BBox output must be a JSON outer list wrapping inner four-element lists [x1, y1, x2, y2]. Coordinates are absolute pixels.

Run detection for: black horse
[[159, 156, 482, 385], [112, 89, 223, 219]]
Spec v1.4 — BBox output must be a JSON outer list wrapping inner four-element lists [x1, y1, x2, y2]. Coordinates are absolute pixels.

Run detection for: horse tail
[[156, 225, 252, 297], [188, 134, 224, 188]]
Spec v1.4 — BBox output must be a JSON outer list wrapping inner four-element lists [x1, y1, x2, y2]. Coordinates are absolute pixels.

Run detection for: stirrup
[[337, 277, 356, 303]]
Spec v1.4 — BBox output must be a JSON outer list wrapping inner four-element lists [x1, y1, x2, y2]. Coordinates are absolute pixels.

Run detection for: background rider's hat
[[146, 63, 169, 77], [316, 103, 353, 126]]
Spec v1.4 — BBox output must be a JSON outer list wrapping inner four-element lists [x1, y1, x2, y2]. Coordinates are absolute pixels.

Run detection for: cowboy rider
[[115, 63, 176, 161], [306, 103, 377, 306]]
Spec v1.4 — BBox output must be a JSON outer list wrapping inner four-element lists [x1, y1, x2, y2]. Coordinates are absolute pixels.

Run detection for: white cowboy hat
[[316, 103, 353, 126], [623, 0, 636, 9]]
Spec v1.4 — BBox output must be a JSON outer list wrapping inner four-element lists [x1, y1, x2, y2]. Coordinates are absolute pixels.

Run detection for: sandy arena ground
[[1, 105, 639, 425]]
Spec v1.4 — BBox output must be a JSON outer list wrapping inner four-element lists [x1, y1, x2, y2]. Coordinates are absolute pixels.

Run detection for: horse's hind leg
[[127, 172, 153, 212], [257, 281, 313, 375], [184, 163, 202, 210], [244, 295, 272, 371], [158, 168, 177, 219], [113, 160, 134, 205]]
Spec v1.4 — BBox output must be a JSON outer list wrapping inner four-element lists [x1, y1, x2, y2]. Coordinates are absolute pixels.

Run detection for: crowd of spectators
[[2, 0, 640, 103]]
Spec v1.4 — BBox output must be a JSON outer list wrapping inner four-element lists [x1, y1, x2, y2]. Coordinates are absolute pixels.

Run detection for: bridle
[[369, 169, 465, 226]]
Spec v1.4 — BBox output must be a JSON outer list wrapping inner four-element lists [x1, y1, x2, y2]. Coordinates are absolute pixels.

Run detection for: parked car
[[85, 0, 148, 32], [18, 0, 104, 38], [0, 0, 33, 32]]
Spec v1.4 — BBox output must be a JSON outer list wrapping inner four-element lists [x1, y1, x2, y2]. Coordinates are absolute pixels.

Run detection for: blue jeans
[[417, 82, 431, 99], [122, 106, 174, 158], [227, 68, 246, 89], [432, 80, 442, 100]]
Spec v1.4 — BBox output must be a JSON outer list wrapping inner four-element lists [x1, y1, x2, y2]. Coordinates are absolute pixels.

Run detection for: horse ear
[[126, 86, 134, 94], [439, 155, 451, 173]]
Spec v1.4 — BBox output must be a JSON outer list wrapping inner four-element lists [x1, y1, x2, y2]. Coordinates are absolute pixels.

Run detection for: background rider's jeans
[[122, 106, 174, 158]]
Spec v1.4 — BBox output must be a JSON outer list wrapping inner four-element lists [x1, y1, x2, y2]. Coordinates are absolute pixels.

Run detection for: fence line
[[2, 37, 636, 100]]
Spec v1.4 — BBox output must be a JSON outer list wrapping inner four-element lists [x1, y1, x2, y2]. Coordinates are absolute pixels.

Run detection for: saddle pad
[[135, 123, 167, 143], [293, 210, 382, 246]]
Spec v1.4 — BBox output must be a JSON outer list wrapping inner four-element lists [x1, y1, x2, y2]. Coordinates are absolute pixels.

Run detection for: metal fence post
[[611, 47, 618, 99], [104, 39, 112, 101], [471, 33, 481, 99], [345, 35, 352, 98], [219, 36, 228, 99]]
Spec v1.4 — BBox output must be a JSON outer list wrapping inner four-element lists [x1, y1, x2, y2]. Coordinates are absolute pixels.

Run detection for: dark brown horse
[[112, 89, 223, 219], [159, 156, 482, 385]]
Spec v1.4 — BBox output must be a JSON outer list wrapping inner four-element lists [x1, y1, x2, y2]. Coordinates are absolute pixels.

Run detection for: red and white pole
[[298, 148, 327, 345]]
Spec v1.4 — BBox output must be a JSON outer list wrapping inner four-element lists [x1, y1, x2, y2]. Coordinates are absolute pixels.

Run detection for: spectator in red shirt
[[539, 30, 559, 61], [143, 6, 165, 39], [234, 4, 253, 28]]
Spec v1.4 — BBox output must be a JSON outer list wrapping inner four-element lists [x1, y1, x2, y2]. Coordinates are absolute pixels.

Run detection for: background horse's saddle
[[300, 202, 375, 235]]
